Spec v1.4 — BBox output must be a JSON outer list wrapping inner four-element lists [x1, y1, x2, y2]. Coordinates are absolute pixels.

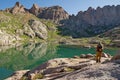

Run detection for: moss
[[20, 35, 31, 44], [33, 73, 44, 80], [20, 76, 28, 80], [40, 19, 56, 27], [103, 38, 111, 45], [64, 67, 75, 72]]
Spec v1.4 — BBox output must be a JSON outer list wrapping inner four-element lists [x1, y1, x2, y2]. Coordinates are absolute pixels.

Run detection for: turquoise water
[[0, 43, 119, 79]]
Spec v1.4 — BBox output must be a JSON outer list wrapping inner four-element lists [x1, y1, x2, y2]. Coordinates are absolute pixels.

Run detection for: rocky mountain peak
[[29, 3, 41, 16], [4, 2, 69, 22], [50, 5, 63, 9], [87, 7, 94, 11], [32, 4, 39, 9], [15, 2, 21, 7], [38, 5, 69, 23], [10, 2, 25, 14]]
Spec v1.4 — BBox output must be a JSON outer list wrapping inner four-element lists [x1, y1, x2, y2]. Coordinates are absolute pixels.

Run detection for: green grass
[[33, 73, 44, 80], [0, 11, 59, 43], [64, 67, 75, 72], [0, 11, 61, 41], [21, 76, 28, 80]]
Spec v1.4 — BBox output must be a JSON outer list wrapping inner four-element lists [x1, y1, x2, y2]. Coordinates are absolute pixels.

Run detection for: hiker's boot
[[96, 59, 98, 63], [98, 59, 101, 63]]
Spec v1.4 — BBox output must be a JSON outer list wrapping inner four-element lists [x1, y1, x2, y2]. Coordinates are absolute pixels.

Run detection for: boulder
[[23, 20, 48, 40], [23, 23, 35, 38], [73, 56, 80, 59], [30, 20, 48, 40], [106, 53, 112, 58], [0, 30, 21, 46], [86, 53, 94, 58], [80, 54, 86, 58], [102, 53, 109, 58], [80, 54, 94, 58]]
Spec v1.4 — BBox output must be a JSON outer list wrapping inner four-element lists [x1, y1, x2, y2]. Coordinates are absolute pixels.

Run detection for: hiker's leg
[[98, 53, 102, 63], [96, 53, 99, 63]]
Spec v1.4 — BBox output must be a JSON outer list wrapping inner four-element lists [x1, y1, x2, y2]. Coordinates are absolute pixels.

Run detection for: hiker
[[96, 42, 103, 63]]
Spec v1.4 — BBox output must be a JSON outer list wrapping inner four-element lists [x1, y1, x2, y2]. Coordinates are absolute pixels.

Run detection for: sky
[[0, 0, 120, 15]]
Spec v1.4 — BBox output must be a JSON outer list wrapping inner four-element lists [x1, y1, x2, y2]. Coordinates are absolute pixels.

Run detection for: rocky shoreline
[[6, 53, 120, 80]]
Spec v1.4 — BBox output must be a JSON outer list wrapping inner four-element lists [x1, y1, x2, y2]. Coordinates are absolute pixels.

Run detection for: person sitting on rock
[[96, 42, 103, 63]]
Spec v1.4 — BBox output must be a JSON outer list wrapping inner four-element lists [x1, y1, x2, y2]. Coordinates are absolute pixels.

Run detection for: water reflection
[[0, 43, 118, 79], [0, 43, 58, 71]]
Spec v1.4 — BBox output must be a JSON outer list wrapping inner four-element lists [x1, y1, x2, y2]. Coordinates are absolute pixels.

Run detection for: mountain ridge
[[59, 4, 120, 38], [4, 2, 69, 23], [1, 2, 120, 46]]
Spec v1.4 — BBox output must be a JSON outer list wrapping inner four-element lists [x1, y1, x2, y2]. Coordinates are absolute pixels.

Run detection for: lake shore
[[6, 53, 120, 80]]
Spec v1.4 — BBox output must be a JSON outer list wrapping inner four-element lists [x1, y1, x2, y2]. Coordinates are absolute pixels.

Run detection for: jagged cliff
[[29, 4, 69, 23], [37, 6, 69, 23], [5, 2, 26, 14], [60, 5, 120, 38]]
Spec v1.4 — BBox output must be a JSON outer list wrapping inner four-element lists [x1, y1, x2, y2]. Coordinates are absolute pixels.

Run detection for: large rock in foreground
[[6, 57, 111, 80], [56, 61, 120, 80]]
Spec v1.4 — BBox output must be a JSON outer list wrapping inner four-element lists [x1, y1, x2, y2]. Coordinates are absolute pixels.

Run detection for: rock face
[[23, 58, 97, 80], [37, 6, 69, 23], [56, 62, 120, 80], [6, 70, 29, 80], [29, 5, 69, 23], [100, 27, 120, 47], [0, 30, 21, 46], [60, 5, 120, 38], [23, 20, 48, 40], [7, 57, 112, 80], [29, 4, 42, 16]]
